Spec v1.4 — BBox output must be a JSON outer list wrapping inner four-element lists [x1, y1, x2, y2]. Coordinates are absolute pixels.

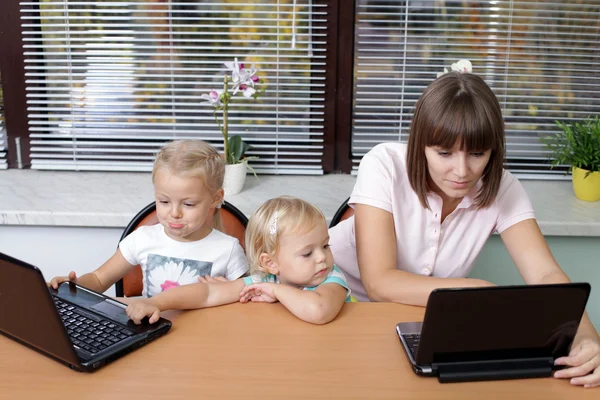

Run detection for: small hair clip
[[437, 59, 472, 78], [269, 211, 279, 235]]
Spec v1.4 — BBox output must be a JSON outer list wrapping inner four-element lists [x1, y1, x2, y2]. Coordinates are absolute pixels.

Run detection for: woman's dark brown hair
[[406, 72, 505, 209]]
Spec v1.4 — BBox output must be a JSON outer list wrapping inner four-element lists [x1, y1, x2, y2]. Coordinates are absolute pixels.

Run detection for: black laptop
[[396, 283, 591, 383], [0, 251, 172, 372]]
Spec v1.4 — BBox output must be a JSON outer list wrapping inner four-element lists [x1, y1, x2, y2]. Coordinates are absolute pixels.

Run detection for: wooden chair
[[114, 201, 248, 297], [329, 197, 354, 228]]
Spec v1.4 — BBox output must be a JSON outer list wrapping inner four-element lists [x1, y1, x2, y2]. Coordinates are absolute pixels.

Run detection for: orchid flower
[[225, 57, 260, 94], [200, 89, 223, 108], [241, 86, 256, 98]]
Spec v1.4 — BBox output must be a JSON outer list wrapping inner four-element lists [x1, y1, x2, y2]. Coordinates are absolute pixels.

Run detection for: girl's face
[[154, 168, 223, 242], [271, 219, 334, 288], [424, 143, 491, 203]]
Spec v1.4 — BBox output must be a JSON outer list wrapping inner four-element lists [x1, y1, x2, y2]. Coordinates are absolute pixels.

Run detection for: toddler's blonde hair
[[152, 140, 225, 231], [245, 196, 326, 277]]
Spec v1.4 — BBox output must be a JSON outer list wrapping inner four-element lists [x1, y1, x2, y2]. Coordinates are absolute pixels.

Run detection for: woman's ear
[[258, 253, 279, 275]]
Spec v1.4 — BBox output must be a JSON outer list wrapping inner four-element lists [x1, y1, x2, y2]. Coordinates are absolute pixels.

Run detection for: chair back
[[329, 197, 354, 228], [115, 201, 248, 297]]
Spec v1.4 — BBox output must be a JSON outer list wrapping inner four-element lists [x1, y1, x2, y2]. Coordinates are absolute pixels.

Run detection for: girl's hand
[[554, 336, 600, 388], [239, 283, 278, 303], [197, 275, 228, 283], [126, 299, 161, 325], [48, 271, 78, 289]]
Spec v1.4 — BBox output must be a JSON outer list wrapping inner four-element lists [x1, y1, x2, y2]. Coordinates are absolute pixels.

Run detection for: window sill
[[0, 170, 598, 236]]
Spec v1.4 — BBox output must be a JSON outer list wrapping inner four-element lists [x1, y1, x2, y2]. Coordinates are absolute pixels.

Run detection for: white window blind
[[352, 0, 600, 178], [0, 76, 6, 170], [21, 0, 328, 173]]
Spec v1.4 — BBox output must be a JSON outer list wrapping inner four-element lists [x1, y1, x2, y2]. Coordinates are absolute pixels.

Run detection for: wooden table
[[0, 303, 595, 399]]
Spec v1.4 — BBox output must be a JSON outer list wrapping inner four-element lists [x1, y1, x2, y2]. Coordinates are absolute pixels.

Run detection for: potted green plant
[[543, 116, 600, 201], [202, 58, 263, 195]]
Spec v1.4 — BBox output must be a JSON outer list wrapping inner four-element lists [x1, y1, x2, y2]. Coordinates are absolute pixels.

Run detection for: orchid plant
[[201, 58, 264, 166]]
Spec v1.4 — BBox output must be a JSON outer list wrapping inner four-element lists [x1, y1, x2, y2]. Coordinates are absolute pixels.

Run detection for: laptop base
[[433, 357, 554, 383]]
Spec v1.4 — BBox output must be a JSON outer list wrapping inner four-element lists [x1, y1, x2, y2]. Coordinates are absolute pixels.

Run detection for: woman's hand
[[239, 283, 278, 303], [554, 335, 600, 388]]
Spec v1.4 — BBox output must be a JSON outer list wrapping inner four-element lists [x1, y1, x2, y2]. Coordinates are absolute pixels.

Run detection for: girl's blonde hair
[[245, 196, 326, 277], [152, 140, 225, 231]]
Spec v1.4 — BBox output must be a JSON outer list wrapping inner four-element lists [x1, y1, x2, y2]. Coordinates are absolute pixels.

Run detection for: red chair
[[114, 201, 248, 297], [329, 197, 354, 228]]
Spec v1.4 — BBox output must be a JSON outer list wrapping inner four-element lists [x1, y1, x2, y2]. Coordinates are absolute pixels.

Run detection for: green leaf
[[228, 135, 251, 164], [541, 116, 600, 173]]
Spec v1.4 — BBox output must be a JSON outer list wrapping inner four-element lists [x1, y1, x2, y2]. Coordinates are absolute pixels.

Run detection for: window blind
[[352, 0, 600, 178], [0, 75, 6, 169], [21, 0, 328, 174]]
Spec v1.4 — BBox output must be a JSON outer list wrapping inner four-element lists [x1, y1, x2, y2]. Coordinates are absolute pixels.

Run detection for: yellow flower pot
[[572, 167, 600, 202]]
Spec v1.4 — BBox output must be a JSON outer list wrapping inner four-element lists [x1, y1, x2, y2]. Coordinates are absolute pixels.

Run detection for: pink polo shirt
[[329, 142, 536, 302]]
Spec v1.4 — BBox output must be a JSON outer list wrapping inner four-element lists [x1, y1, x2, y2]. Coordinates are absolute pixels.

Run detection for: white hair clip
[[269, 211, 279, 235], [437, 59, 472, 78]]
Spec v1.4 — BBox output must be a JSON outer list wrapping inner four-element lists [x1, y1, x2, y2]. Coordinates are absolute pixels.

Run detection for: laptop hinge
[[432, 357, 554, 383]]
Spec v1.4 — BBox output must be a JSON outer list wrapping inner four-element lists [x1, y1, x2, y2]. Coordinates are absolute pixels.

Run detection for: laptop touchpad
[[90, 300, 130, 325]]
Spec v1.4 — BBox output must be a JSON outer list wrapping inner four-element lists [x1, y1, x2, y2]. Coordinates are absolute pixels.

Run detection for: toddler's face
[[274, 219, 334, 288], [154, 168, 221, 242]]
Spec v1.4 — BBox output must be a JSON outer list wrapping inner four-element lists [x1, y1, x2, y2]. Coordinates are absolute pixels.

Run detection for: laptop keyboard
[[402, 333, 420, 359], [52, 296, 135, 356]]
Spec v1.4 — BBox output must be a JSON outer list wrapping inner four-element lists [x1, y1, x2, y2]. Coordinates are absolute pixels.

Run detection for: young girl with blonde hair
[[50, 140, 248, 298], [125, 196, 352, 325]]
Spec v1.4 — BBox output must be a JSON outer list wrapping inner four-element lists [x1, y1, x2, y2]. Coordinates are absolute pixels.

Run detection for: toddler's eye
[[302, 251, 312, 258]]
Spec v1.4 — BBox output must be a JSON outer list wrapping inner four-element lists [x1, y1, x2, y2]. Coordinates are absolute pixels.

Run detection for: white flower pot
[[223, 163, 247, 195]]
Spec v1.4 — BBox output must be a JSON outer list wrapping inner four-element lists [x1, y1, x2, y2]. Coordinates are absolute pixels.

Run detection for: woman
[[329, 65, 600, 387]]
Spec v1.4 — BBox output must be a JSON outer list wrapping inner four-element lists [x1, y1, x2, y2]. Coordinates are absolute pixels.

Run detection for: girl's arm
[[500, 218, 600, 387], [355, 204, 493, 306], [240, 282, 347, 325], [49, 249, 136, 294], [126, 279, 246, 324]]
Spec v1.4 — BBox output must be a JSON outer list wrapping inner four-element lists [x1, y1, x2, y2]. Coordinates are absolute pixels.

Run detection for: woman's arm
[[126, 279, 246, 324], [239, 282, 347, 324], [501, 218, 600, 387], [355, 204, 493, 306]]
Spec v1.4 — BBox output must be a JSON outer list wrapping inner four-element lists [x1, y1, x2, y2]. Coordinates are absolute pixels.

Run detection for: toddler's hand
[[126, 299, 161, 325], [48, 271, 78, 289], [197, 275, 228, 283], [240, 283, 278, 303]]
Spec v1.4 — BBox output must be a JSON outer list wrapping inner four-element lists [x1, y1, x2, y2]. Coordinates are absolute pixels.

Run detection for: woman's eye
[[323, 244, 330, 249], [437, 151, 451, 157], [471, 152, 485, 157]]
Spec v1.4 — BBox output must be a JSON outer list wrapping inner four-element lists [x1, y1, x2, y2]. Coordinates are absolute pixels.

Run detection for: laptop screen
[[0, 253, 80, 366], [415, 283, 590, 364]]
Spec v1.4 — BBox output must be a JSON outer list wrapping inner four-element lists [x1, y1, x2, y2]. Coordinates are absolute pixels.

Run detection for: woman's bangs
[[427, 99, 495, 152]]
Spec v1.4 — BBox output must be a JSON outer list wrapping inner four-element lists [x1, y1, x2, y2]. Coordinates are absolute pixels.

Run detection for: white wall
[[0, 226, 123, 296]]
